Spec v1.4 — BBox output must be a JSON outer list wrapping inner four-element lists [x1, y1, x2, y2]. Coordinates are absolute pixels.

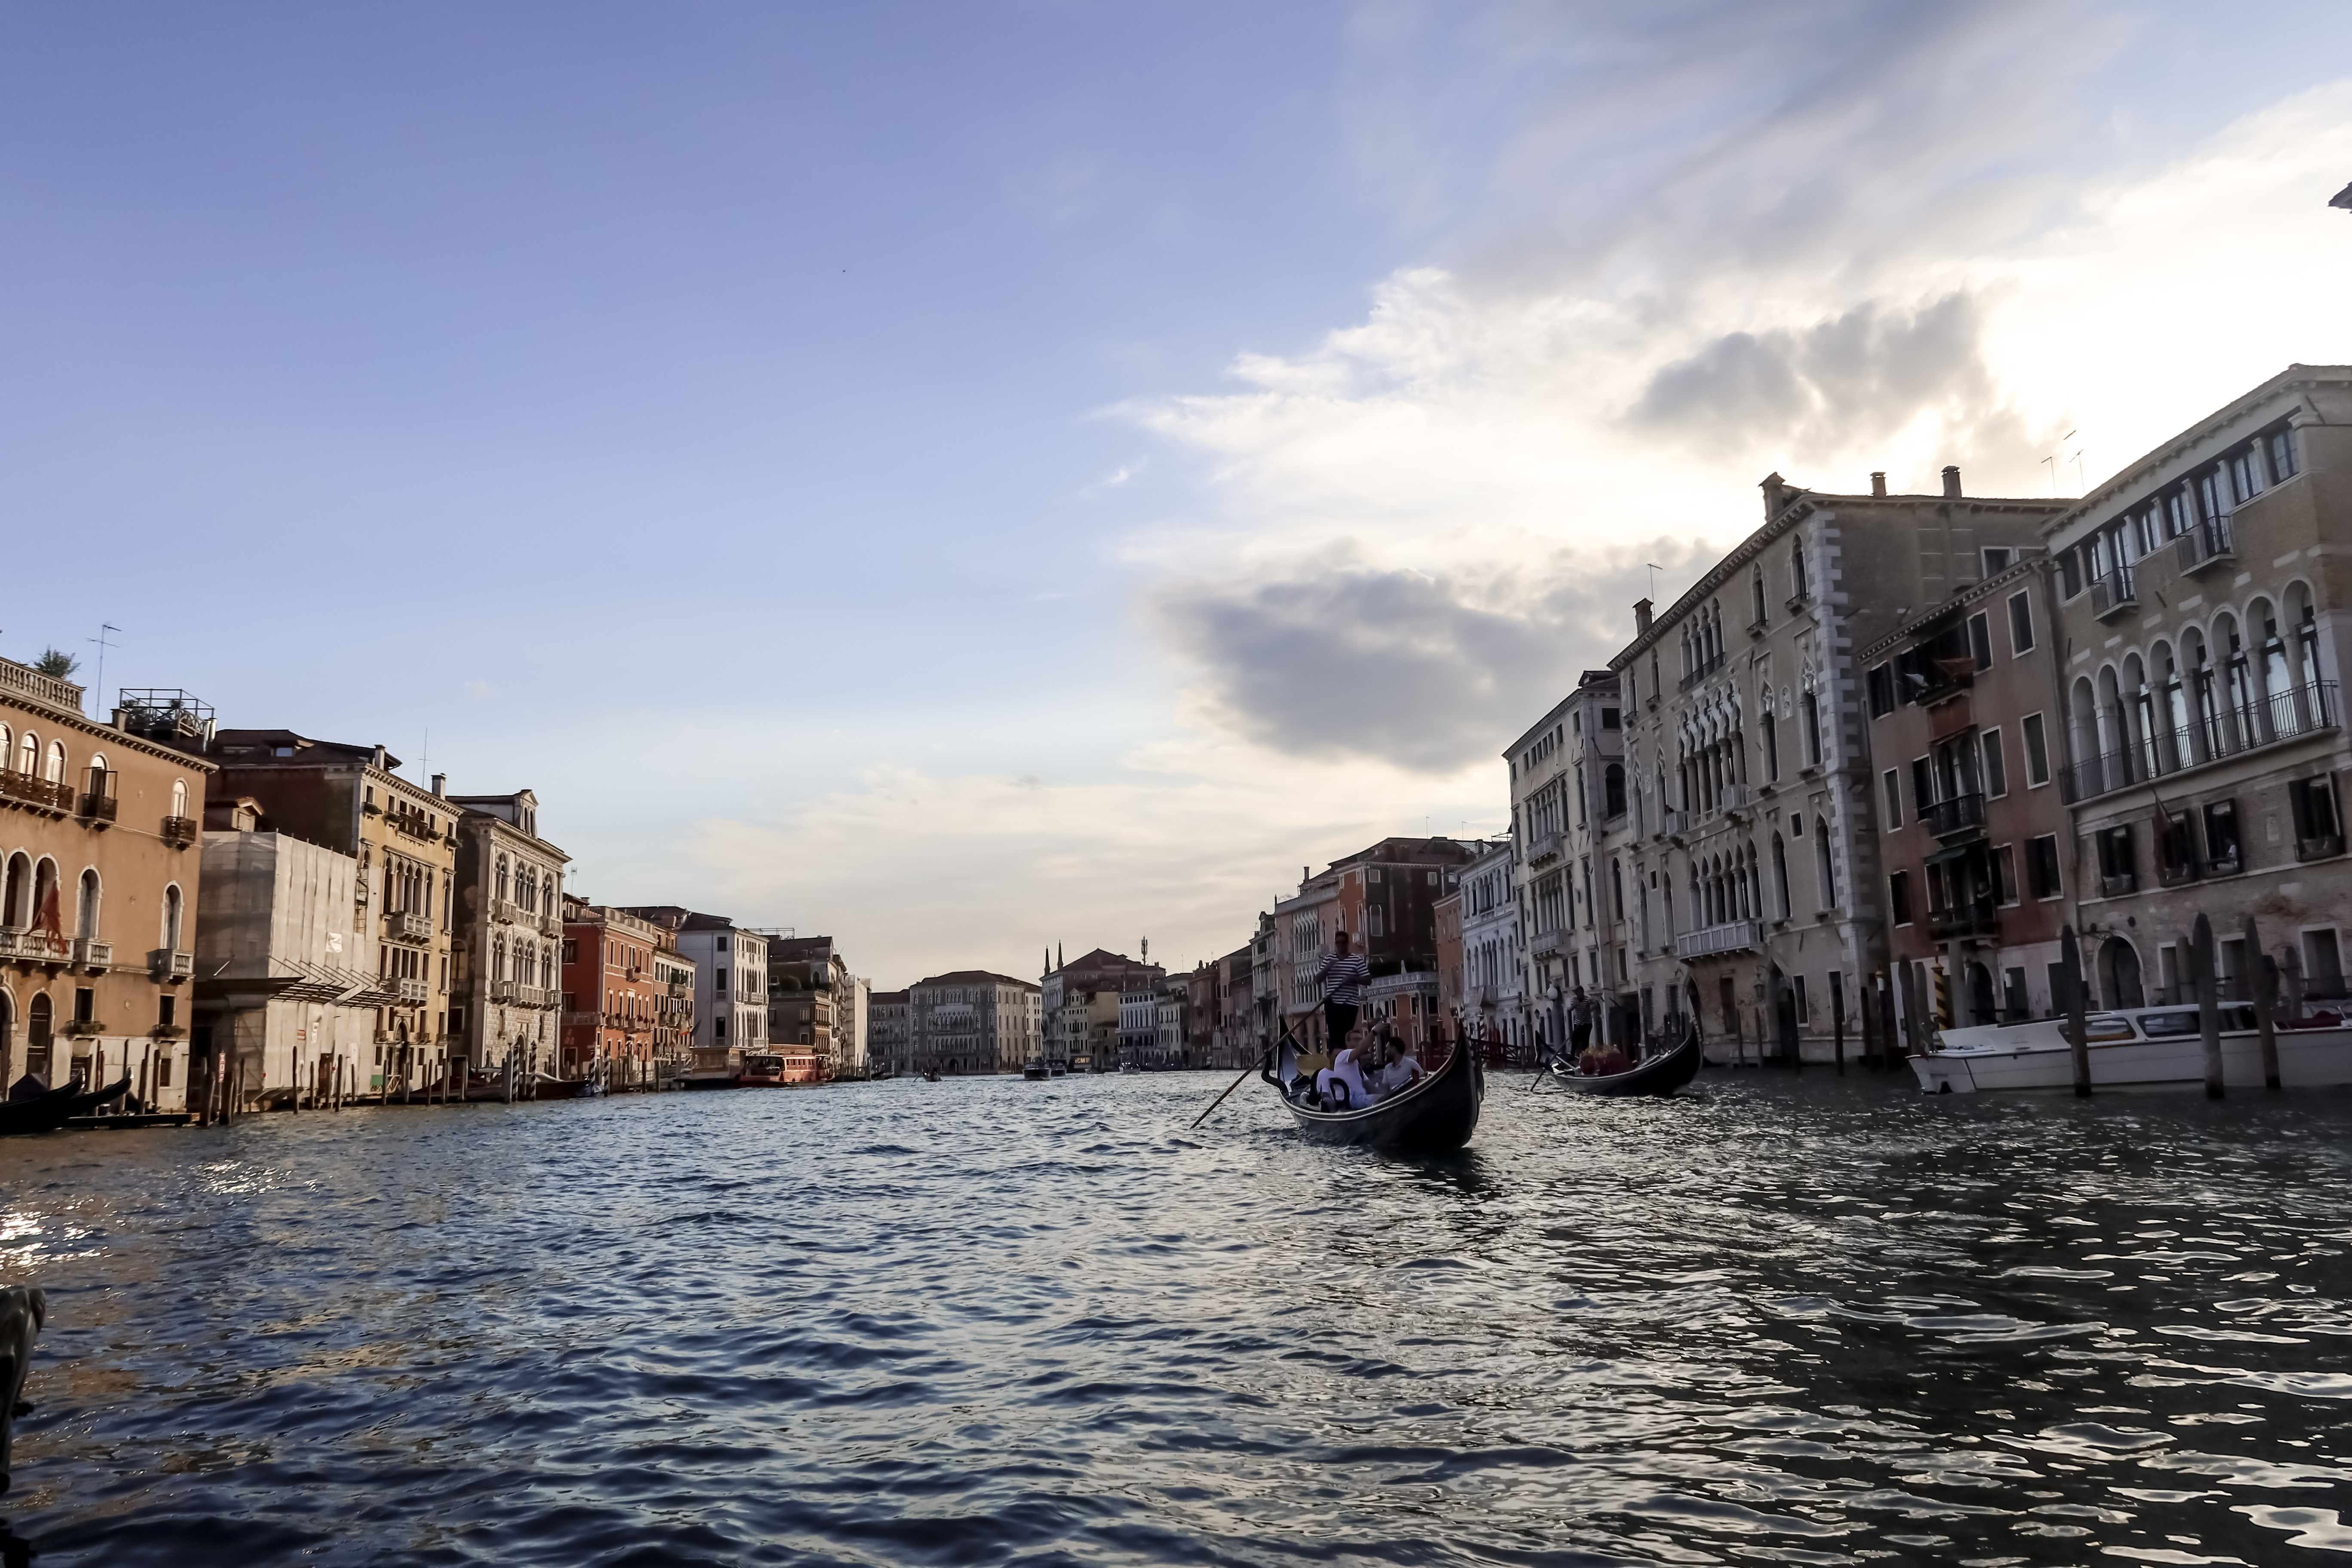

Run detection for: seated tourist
[[1372, 1035, 1424, 1099], [1315, 1044, 1374, 1109], [1591, 1041, 1632, 1075]]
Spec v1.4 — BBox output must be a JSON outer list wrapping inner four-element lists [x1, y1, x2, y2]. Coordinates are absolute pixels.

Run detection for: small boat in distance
[[921, 1068, 942, 1083], [738, 1054, 791, 1087], [1540, 1019, 1704, 1097], [1022, 1059, 1050, 1081], [1914, 1004, 2352, 1093]]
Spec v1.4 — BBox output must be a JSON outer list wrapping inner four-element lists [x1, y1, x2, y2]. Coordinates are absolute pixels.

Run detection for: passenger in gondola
[[1590, 1038, 1631, 1076], [1372, 1032, 1424, 1099], [1313, 1043, 1373, 1110]]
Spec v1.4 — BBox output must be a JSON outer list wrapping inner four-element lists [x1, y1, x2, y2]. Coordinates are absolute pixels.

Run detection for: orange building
[[1, 671, 214, 1109]]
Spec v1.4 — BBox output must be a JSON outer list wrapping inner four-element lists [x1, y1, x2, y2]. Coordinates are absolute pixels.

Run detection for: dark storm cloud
[[1629, 291, 1997, 457], [1152, 542, 1707, 773]]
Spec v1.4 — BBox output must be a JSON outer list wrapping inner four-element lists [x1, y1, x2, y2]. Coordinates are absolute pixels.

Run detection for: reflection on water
[[0, 1071, 2347, 1565]]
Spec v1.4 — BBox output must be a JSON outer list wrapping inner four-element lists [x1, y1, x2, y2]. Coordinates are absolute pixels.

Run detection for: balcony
[[2175, 514, 2235, 575], [1675, 920, 1763, 960], [1528, 928, 1564, 959], [1717, 783, 1755, 815], [1678, 650, 1726, 692], [77, 791, 118, 826], [0, 658, 84, 711], [562, 1010, 603, 1028], [492, 898, 521, 926], [0, 771, 76, 814], [2065, 682, 2339, 802], [537, 913, 564, 938], [490, 978, 516, 1002], [73, 937, 112, 971], [668, 980, 692, 998], [1929, 903, 2002, 940], [2089, 563, 2138, 621], [1923, 792, 1986, 840], [161, 815, 199, 848], [389, 812, 438, 843], [384, 909, 433, 943], [0, 929, 72, 964], [396, 977, 431, 1004], [148, 947, 193, 981], [1525, 830, 1563, 867]]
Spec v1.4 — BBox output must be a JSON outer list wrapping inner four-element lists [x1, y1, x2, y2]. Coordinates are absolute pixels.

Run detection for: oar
[[1188, 1022, 1298, 1131]]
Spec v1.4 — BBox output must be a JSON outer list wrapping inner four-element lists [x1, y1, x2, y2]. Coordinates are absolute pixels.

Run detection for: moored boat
[[1262, 1033, 1482, 1152], [0, 1081, 81, 1137], [1911, 1004, 2352, 1093], [737, 1053, 791, 1087]]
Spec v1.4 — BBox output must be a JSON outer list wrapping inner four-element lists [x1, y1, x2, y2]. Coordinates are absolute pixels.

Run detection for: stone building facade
[[2045, 365, 2352, 1015], [1610, 471, 2066, 1061], [909, 969, 1040, 1074], [450, 789, 568, 1084]]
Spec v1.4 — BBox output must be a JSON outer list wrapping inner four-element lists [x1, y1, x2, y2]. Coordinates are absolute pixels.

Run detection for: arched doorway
[[2099, 937, 2144, 1010]]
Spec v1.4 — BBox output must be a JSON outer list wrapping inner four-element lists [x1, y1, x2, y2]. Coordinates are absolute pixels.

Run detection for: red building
[[560, 897, 694, 1089]]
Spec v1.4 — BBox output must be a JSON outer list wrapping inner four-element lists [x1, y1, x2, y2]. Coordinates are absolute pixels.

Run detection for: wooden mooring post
[[2247, 915, 2281, 1092], [2193, 913, 2224, 1099], [2062, 925, 2090, 1097]]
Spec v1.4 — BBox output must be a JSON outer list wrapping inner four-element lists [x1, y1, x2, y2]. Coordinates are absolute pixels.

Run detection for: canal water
[[1, 1070, 2348, 1566]]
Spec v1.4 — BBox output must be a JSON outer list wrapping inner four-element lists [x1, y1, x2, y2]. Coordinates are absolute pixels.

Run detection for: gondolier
[[1315, 930, 1370, 1054], [1567, 986, 1596, 1060]]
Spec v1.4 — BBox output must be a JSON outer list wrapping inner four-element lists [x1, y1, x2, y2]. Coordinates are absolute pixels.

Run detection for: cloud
[[1151, 540, 1706, 771], [680, 748, 1504, 987], [1627, 290, 2057, 483]]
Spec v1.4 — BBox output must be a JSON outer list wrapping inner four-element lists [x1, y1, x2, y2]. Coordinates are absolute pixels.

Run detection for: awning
[[1922, 841, 1982, 869]]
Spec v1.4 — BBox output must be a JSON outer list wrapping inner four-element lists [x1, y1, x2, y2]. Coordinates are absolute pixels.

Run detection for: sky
[[4, 1, 2350, 988]]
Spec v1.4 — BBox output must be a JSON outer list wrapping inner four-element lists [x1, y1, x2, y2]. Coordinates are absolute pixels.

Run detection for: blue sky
[[5, 2, 2350, 985]]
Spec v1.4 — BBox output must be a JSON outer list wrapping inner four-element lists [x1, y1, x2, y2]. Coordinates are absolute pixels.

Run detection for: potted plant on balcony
[[151, 1024, 187, 1041], [61, 1019, 108, 1038]]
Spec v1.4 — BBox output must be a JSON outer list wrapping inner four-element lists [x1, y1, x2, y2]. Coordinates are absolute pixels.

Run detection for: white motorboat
[[1912, 1003, 2352, 1094]]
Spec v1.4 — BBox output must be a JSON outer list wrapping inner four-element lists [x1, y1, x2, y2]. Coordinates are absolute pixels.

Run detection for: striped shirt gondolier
[[1317, 952, 1370, 1007]]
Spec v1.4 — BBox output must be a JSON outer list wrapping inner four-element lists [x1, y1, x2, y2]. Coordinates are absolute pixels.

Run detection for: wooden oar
[[1188, 1023, 1296, 1131]]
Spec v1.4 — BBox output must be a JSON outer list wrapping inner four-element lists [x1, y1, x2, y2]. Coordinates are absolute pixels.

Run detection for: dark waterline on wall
[[2, 1074, 2349, 1565]]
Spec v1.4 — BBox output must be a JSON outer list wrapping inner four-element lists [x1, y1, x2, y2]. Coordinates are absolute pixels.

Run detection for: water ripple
[[0, 1071, 2347, 1565]]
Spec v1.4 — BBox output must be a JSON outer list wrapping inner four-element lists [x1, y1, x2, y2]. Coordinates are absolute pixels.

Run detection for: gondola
[[0, 1073, 132, 1136], [0, 1082, 81, 1137], [1540, 1018, 1704, 1097], [1262, 1031, 1483, 1152]]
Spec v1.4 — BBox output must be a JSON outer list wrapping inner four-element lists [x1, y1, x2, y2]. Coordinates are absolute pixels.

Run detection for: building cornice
[[2040, 364, 2352, 543]]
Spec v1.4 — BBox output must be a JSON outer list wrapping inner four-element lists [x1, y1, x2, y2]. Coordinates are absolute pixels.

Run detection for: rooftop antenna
[[88, 622, 119, 707], [2041, 455, 2058, 496], [1645, 562, 1663, 598], [418, 728, 428, 781]]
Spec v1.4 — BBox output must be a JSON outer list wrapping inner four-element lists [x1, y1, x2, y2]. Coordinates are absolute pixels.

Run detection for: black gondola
[[1262, 1032, 1483, 1152], [1541, 1018, 1704, 1097], [0, 1083, 80, 1137], [0, 1073, 130, 1136]]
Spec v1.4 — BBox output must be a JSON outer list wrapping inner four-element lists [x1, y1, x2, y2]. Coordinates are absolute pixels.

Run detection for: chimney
[[1870, 471, 1887, 497], [431, 772, 446, 797], [1760, 471, 1787, 519], [372, 744, 387, 769], [1942, 465, 1962, 499], [1634, 597, 1654, 635]]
